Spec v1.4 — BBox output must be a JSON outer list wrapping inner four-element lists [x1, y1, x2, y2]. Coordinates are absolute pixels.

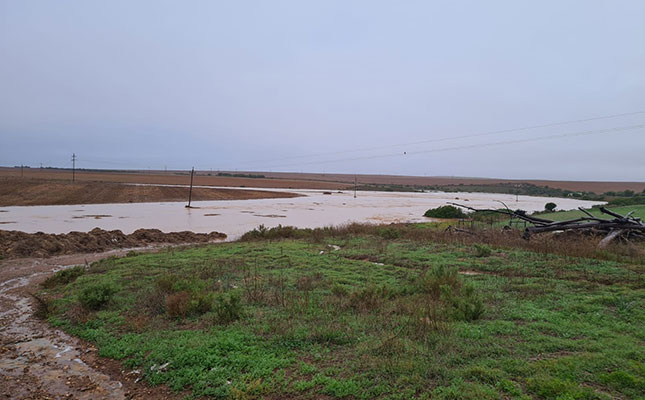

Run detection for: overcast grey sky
[[1, 1, 644, 181]]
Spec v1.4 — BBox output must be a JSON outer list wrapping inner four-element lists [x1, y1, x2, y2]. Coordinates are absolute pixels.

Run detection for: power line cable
[[236, 110, 645, 167], [257, 123, 645, 169]]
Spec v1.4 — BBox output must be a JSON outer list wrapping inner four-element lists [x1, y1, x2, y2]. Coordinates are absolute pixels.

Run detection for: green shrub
[[424, 205, 467, 219], [443, 285, 485, 321], [545, 202, 557, 212], [79, 283, 116, 310], [240, 224, 304, 241], [604, 194, 645, 206], [474, 244, 492, 258], [416, 266, 485, 321], [378, 227, 400, 239], [190, 292, 214, 315], [215, 293, 243, 323], [417, 265, 461, 299], [42, 266, 85, 288]]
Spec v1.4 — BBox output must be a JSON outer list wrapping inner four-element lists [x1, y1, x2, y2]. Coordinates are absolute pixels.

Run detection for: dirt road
[[0, 249, 184, 399]]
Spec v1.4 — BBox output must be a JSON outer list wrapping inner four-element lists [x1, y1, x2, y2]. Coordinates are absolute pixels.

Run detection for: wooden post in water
[[186, 167, 195, 208], [354, 175, 357, 198]]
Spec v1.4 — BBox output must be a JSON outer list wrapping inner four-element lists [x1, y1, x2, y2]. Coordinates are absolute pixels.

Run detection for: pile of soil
[[0, 228, 226, 259]]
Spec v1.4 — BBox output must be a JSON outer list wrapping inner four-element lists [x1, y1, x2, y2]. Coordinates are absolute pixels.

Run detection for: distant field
[[2, 167, 643, 194], [0, 168, 352, 191], [541, 204, 645, 221], [0, 178, 300, 206], [256, 171, 645, 194]]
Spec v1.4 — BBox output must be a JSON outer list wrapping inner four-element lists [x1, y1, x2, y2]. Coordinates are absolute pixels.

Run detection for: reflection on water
[[0, 189, 603, 240]]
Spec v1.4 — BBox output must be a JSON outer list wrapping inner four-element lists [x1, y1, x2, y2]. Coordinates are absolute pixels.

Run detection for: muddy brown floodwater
[[0, 189, 604, 240], [0, 248, 185, 400]]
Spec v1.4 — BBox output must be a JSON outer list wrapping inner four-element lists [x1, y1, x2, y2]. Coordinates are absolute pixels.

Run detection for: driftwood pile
[[449, 203, 645, 248]]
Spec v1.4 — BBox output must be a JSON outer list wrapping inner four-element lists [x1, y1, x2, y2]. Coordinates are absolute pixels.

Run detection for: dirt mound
[[0, 228, 226, 259]]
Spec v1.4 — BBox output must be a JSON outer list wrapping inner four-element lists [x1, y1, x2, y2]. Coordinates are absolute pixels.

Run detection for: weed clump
[[348, 284, 390, 313], [473, 244, 492, 258], [415, 265, 485, 322], [215, 293, 243, 324], [240, 224, 305, 241], [378, 227, 400, 240], [165, 291, 190, 318], [42, 266, 85, 288], [190, 292, 214, 315], [441, 285, 485, 322], [78, 283, 116, 310], [417, 265, 461, 299], [331, 284, 348, 297]]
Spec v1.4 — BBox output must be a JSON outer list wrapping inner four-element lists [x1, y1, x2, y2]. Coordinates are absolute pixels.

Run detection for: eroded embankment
[[0, 228, 226, 259]]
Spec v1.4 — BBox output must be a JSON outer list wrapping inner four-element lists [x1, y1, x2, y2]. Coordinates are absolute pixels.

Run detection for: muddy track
[[0, 249, 184, 399]]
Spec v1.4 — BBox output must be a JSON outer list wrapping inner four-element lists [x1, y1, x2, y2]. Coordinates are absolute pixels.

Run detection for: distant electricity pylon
[[71, 153, 77, 182]]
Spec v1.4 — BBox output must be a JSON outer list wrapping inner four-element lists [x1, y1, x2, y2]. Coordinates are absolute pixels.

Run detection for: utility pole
[[354, 174, 357, 199], [186, 167, 195, 208], [71, 153, 76, 182]]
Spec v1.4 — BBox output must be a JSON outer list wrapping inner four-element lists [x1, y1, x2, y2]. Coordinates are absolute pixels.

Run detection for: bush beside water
[[424, 205, 467, 219]]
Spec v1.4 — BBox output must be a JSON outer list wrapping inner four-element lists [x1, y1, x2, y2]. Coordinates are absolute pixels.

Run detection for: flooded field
[[0, 189, 603, 240]]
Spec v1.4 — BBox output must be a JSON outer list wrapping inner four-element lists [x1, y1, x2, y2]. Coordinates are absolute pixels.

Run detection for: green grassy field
[[540, 204, 645, 222], [41, 226, 645, 399]]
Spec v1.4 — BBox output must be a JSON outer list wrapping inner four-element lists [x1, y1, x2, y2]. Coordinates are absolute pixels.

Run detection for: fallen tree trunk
[[599, 229, 627, 248], [449, 203, 645, 246]]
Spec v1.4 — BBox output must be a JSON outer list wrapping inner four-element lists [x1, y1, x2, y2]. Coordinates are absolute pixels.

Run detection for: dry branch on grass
[[449, 202, 645, 247]]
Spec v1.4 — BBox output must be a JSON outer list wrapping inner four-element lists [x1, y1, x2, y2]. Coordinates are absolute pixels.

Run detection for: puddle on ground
[[459, 270, 483, 276]]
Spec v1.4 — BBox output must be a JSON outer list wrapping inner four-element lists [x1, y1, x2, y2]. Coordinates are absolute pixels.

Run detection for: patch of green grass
[[541, 204, 645, 222], [41, 226, 645, 399]]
